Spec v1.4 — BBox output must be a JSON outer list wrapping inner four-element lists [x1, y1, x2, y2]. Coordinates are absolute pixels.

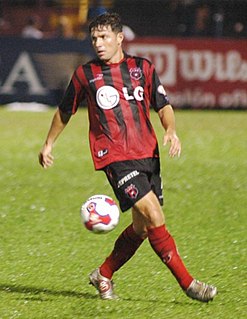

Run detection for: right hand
[[38, 144, 54, 169]]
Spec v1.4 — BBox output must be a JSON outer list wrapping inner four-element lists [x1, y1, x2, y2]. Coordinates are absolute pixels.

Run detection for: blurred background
[[0, 0, 246, 109], [1, 0, 247, 38]]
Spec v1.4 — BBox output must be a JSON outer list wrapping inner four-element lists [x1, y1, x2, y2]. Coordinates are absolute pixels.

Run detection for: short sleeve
[[59, 68, 86, 115], [150, 66, 170, 112]]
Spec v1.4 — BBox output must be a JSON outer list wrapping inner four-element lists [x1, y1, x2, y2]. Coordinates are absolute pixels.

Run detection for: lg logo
[[96, 85, 144, 110], [96, 86, 119, 109]]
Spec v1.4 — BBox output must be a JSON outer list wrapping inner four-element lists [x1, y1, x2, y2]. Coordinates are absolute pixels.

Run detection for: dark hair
[[88, 12, 123, 33]]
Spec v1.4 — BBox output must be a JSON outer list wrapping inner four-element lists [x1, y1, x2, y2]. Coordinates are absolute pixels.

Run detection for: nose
[[94, 37, 103, 48]]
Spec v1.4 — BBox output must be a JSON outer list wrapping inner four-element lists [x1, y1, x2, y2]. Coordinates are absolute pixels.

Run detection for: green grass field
[[0, 107, 246, 319]]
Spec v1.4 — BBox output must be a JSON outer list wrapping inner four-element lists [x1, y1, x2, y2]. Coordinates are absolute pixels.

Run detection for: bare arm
[[158, 104, 181, 158], [39, 108, 71, 168]]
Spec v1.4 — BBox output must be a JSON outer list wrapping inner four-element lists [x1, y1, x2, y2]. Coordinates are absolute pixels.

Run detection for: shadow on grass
[[0, 283, 97, 300], [0, 284, 199, 305]]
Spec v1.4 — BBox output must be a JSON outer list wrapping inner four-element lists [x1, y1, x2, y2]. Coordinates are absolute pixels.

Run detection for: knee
[[134, 192, 165, 227], [138, 204, 165, 229], [133, 224, 148, 240], [137, 231, 148, 240]]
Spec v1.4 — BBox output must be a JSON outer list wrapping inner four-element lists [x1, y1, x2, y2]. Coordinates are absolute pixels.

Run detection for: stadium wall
[[0, 37, 246, 109]]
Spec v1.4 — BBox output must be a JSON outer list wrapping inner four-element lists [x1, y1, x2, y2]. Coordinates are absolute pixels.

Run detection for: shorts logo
[[117, 170, 139, 188], [125, 184, 138, 199], [129, 68, 142, 80]]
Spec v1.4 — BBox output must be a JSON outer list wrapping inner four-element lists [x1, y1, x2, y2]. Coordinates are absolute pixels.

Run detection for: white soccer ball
[[81, 195, 120, 234]]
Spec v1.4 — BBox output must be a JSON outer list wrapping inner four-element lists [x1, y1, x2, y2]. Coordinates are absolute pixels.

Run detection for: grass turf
[[0, 108, 246, 318]]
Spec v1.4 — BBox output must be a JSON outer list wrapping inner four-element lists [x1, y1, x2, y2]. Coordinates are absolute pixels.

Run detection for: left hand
[[163, 131, 181, 158]]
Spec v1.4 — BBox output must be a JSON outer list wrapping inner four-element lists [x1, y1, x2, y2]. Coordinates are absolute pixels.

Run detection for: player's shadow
[[0, 283, 97, 300]]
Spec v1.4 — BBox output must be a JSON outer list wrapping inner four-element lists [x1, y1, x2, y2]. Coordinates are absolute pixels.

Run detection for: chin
[[100, 57, 110, 63]]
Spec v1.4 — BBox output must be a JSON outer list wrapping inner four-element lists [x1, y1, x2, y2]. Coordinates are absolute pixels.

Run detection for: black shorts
[[103, 158, 163, 212]]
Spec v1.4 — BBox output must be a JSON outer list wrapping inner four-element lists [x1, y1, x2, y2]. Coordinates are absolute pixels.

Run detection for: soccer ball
[[81, 195, 120, 234]]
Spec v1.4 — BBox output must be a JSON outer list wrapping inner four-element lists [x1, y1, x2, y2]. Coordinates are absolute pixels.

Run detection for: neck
[[105, 49, 124, 64]]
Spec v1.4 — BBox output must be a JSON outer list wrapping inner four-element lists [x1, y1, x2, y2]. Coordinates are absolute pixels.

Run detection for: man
[[39, 12, 217, 302]]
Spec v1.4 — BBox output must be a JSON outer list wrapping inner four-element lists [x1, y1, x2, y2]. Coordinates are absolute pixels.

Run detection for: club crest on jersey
[[125, 184, 138, 199], [129, 67, 142, 80]]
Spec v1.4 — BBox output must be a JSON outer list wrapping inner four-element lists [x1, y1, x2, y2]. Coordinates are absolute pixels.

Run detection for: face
[[91, 25, 124, 64]]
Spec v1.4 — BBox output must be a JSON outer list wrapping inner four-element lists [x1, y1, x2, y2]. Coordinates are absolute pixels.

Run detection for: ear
[[117, 32, 124, 46]]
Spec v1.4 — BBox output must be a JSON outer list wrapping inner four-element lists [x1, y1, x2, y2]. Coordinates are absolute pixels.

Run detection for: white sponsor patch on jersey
[[157, 84, 167, 96], [96, 85, 120, 109]]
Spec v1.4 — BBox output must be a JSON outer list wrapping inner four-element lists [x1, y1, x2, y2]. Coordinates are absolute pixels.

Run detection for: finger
[[44, 157, 54, 166], [168, 140, 176, 156], [39, 153, 54, 168], [169, 147, 176, 157], [169, 140, 181, 157], [48, 154, 54, 161]]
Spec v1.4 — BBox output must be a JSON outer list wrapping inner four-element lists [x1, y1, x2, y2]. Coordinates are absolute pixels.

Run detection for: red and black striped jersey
[[59, 53, 170, 170]]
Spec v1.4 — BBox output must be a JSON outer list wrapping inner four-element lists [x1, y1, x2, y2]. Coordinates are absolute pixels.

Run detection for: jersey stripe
[[126, 57, 153, 135], [98, 64, 124, 138], [119, 60, 142, 131], [109, 63, 140, 143], [140, 59, 153, 133], [84, 63, 111, 136]]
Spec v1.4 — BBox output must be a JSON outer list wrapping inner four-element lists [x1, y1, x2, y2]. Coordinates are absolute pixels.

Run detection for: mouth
[[97, 50, 105, 57]]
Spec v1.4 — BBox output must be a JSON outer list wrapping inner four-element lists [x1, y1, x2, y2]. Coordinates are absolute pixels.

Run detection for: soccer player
[[39, 12, 217, 302]]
